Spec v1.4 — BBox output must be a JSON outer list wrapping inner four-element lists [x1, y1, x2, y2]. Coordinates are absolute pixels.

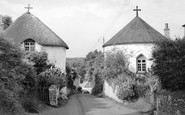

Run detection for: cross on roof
[[133, 6, 141, 17], [25, 4, 33, 13]]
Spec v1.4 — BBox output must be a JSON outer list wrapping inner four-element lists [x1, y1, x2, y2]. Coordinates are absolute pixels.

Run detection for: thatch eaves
[[4, 12, 69, 49]]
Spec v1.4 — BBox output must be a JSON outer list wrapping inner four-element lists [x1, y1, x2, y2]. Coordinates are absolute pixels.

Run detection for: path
[[29, 94, 147, 115]]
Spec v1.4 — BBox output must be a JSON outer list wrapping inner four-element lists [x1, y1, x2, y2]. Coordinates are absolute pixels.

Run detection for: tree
[[151, 39, 185, 91], [0, 37, 37, 115], [67, 58, 86, 79], [104, 48, 129, 80], [2, 16, 13, 30], [84, 50, 104, 81]]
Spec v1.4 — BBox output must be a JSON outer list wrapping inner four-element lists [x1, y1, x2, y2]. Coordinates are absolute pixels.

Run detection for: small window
[[24, 39, 35, 52], [136, 54, 146, 73]]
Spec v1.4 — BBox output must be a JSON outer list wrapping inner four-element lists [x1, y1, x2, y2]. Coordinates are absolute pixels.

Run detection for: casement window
[[24, 39, 35, 52], [137, 54, 146, 73]]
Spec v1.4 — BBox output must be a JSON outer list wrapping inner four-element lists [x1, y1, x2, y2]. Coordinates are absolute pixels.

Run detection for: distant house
[[3, 11, 69, 71], [103, 6, 168, 74]]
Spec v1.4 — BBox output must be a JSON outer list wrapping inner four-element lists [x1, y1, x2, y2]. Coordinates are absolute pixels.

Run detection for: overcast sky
[[1, 0, 185, 57]]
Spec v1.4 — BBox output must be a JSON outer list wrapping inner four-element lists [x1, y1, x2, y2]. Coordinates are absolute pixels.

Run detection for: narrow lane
[[28, 94, 143, 115], [77, 94, 139, 115]]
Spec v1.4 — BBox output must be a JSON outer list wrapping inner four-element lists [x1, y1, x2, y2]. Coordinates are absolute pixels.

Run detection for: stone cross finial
[[133, 6, 141, 17], [25, 4, 33, 13]]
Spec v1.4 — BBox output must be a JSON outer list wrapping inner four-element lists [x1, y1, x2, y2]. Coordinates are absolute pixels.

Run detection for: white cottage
[[103, 7, 168, 74], [4, 11, 69, 71]]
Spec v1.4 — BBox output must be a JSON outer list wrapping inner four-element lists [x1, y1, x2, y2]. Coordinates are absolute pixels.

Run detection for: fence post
[[156, 95, 159, 115]]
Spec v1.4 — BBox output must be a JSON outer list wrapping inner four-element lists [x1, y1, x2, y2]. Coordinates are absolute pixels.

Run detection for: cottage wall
[[20, 42, 66, 71], [105, 43, 154, 73], [43, 46, 66, 71]]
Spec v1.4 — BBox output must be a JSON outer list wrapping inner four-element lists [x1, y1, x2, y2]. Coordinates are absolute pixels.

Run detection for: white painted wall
[[21, 42, 67, 71], [43, 46, 66, 71], [104, 80, 123, 103], [105, 43, 155, 73]]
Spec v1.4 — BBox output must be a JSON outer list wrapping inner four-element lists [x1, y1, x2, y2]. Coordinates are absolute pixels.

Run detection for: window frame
[[136, 54, 146, 73], [24, 39, 35, 52]]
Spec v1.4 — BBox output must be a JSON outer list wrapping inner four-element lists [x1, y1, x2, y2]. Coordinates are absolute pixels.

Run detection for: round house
[[103, 14, 167, 74], [4, 12, 69, 71]]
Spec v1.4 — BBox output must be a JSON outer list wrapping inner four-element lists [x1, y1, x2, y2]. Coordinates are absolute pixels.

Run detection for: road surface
[[29, 94, 148, 115]]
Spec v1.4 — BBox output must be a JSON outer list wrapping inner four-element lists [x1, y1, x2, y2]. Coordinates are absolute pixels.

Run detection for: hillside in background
[[67, 57, 85, 66]]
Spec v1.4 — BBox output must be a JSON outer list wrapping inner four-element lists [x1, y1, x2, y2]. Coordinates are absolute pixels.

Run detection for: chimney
[[182, 24, 185, 37], [164, 23, 170, 39]]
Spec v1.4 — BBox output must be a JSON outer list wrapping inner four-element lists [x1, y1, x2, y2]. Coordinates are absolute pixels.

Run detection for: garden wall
[[104, 80, 123, 103]]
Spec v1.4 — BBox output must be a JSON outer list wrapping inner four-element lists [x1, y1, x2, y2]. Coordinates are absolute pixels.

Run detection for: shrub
[[0, 37, 30, 115], [104, 49, 138, 101], [38, 67, 66, 88], [104, 48, 129, 80], [151, 39, 185, 91], [37, 67, 66, 104], [91, 69, 104, 96], [116, 73, 138, 101], [65, 64, 77, 90], [77, 87, 82, 92], [134, 85, 149, 98], [117, 86, 136, 101], [24, 51, 53, 75]]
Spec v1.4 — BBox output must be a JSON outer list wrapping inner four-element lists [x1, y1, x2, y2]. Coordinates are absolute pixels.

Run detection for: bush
[[134, 85, 149, 98], [104, 48, 129, 80], [104, 49, 138, 101], [117, 87, 136, 101], [38, 67, 66, 88], [65, 64, 77, 90], [91, 69, 104, 96], [24, 51, 53, 75], [152, 39, 185, 91], [37, 67, 66, 104], [0, 37, 36, 115], [77, 87, 82, 92], [116, 73, 138, 101], [0, 89, 24, 115]]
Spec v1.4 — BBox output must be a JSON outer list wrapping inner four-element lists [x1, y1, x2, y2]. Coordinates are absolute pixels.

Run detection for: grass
[[124, 97, 153, 112]]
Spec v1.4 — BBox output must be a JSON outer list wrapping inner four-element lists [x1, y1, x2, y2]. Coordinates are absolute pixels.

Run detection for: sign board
[[49, 85, 59, 106]]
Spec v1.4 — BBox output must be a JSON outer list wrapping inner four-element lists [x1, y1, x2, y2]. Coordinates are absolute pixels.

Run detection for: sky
[[1, 0, 185, 57]]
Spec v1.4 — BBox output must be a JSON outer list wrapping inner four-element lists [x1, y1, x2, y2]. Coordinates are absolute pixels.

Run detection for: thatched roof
[[4, 12, 69, 49], [103, 16, 167, 47]]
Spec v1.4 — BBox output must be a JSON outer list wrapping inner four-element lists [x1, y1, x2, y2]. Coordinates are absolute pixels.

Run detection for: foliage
[[85, 50, 104, 69], [65, 64, 77, 90], [151, 39, 185, 91], [91, 69, 104, 96], [38, 67, 66, 88], [2, 16, 13, 30], [24, 51, 53, 75], [84, 50, 104, 81], [104, 48, 129, 80], [0, 37, 37, 115], [116, 73, 138, 101], [104, 48, 138, 101], [67, 58, 86, 78], [158, 90, 185, 115]]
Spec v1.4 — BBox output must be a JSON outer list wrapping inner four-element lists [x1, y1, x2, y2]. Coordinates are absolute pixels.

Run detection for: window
[[137, 54, 146, 73], [24, 39, 35, 52]]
